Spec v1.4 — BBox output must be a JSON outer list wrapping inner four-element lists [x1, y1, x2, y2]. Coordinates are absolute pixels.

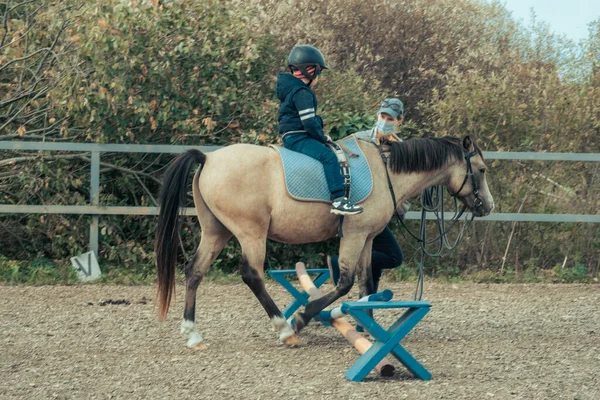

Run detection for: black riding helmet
[[287, 45, 328, 82]]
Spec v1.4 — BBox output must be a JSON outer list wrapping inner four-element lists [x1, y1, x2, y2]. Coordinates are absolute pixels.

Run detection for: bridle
[[376, 141, 485, 300], [377, 144, 483, 229], [447, 149, 483, 210]]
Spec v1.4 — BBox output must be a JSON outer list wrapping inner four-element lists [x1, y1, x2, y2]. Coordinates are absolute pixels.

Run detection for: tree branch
[[135, 173, 157, 205], [0, 0, 11, 48], [78, 156, 162, 185], [31, 20, 69, 87], [0, 152, 88, 167], [0, 85, 49, 131], [516, 161, 577, 198], [0, 86, 50, 109], [0, 170, 20, 179], [8, 0, 38, 13], [500, 192, 529, 274], [0, 47, 49, 72], [0, 5, 41, 51], [0, 133, 63, 141]]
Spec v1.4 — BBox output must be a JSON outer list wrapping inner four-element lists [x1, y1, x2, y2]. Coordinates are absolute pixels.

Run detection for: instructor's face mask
[[376, 119, 396, 134]]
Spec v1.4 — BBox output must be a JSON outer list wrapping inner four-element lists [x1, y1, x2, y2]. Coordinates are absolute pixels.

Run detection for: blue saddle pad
[[273, 136, 373, 204]]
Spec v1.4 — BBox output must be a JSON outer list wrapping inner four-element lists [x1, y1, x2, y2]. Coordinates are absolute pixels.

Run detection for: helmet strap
[[299, 65, 315, 81], [289, 65, 318, 85]]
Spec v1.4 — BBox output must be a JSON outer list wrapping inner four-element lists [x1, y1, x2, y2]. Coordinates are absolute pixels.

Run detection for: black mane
[[388, 136, 482, 174]]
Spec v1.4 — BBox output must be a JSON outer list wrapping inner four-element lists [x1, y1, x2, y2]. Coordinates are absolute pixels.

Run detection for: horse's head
[[447, 136, 494, 217], [385, 135, 494, 217]]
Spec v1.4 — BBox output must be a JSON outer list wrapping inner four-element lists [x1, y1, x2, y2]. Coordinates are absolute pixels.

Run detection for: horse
[[154, 135, 494, 349]]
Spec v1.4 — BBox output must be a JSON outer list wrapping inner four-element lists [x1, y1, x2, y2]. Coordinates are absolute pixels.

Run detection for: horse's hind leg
[[181, 226, 231, 349], [180, 167, 232, 348], [239, 237, 297, 346]]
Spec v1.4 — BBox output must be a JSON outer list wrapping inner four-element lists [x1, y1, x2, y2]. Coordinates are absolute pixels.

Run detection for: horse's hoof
[[186, 331, 205, 350], [282, 334, 299, 347], [190, 341, 207, 351], [292, 312, 308, 334]]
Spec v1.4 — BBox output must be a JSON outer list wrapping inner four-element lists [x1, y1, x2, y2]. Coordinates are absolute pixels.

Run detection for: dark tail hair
[[155, 149, 206, 320]]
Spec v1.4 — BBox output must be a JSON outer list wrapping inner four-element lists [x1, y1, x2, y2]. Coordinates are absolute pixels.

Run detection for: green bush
[[0, 256, 77, 284], [552, 263, 591, 283], [1, 0, 599, 283]]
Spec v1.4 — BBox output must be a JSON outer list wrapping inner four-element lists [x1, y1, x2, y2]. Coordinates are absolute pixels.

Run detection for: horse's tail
[[155, 149, 206, 320]]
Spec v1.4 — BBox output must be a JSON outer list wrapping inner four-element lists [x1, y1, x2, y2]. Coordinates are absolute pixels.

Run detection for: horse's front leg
[[357, 237, 376, 299], [293, 235, 367, 333], [356, 238, 376, 325]]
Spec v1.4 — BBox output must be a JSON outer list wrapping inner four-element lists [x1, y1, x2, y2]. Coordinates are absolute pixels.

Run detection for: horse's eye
[[479, 168, 486, 174]]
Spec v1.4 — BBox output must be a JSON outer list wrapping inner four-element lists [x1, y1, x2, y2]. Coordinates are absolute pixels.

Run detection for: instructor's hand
[[325, 135, 333, 143]]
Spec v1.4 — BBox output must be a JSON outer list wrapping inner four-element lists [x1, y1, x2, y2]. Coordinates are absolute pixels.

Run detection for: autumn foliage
[[1, 0, 598, 282]]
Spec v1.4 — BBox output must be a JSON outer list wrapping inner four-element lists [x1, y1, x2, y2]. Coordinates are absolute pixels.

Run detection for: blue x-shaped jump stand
[[268, 269, 432, 382], [269, 268, 331, 319]]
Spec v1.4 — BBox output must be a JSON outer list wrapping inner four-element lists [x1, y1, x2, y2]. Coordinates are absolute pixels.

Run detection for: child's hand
[[325, 135, 333, 142]]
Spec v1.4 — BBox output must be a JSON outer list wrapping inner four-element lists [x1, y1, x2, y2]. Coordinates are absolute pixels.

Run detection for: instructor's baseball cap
[[378, 98, 404, 119]]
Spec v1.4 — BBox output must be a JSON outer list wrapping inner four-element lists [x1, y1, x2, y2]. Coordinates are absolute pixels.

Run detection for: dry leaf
[[202, 117, 217, 131], [98, 19, 110, 30]]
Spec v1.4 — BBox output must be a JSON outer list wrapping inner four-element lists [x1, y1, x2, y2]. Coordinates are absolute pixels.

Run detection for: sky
[[498, 0, 600, 41]]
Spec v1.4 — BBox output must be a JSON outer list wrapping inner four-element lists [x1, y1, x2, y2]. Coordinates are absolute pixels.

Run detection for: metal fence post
[[90, 151, 100, 256]]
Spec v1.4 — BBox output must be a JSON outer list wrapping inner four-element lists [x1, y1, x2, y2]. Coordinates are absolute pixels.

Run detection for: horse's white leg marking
[[181, 319, 204, 348], [271, 316, 295, 342]]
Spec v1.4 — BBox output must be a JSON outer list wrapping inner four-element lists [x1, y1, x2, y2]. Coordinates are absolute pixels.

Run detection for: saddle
[[271, 135, 373, 204]]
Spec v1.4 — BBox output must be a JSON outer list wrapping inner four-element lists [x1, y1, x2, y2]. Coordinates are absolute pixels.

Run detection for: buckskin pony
[[155, 135, 494, 349]]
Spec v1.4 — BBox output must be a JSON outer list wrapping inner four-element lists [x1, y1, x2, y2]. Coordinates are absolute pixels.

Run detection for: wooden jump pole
[[295, 262, 396, 377]]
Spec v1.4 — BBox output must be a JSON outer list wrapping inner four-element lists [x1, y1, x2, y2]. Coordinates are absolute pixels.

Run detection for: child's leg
[[283, 135, 345, 199]]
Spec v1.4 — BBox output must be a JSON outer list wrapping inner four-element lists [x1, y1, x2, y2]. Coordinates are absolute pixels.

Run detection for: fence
[[1, 141, 599, 256]]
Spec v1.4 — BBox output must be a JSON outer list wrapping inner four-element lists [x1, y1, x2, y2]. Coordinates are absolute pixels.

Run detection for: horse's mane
[[387, 136, 483, 174]]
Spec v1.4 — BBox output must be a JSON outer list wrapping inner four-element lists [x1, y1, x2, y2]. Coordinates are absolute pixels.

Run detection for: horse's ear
[[462, 136, 473, 151]]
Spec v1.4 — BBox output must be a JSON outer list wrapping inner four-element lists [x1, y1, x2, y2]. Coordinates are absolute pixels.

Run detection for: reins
[[376, 141, 479, 300]]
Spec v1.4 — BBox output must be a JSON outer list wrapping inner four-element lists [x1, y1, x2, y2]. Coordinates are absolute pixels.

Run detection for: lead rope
[[377, 145, 425, 301]]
